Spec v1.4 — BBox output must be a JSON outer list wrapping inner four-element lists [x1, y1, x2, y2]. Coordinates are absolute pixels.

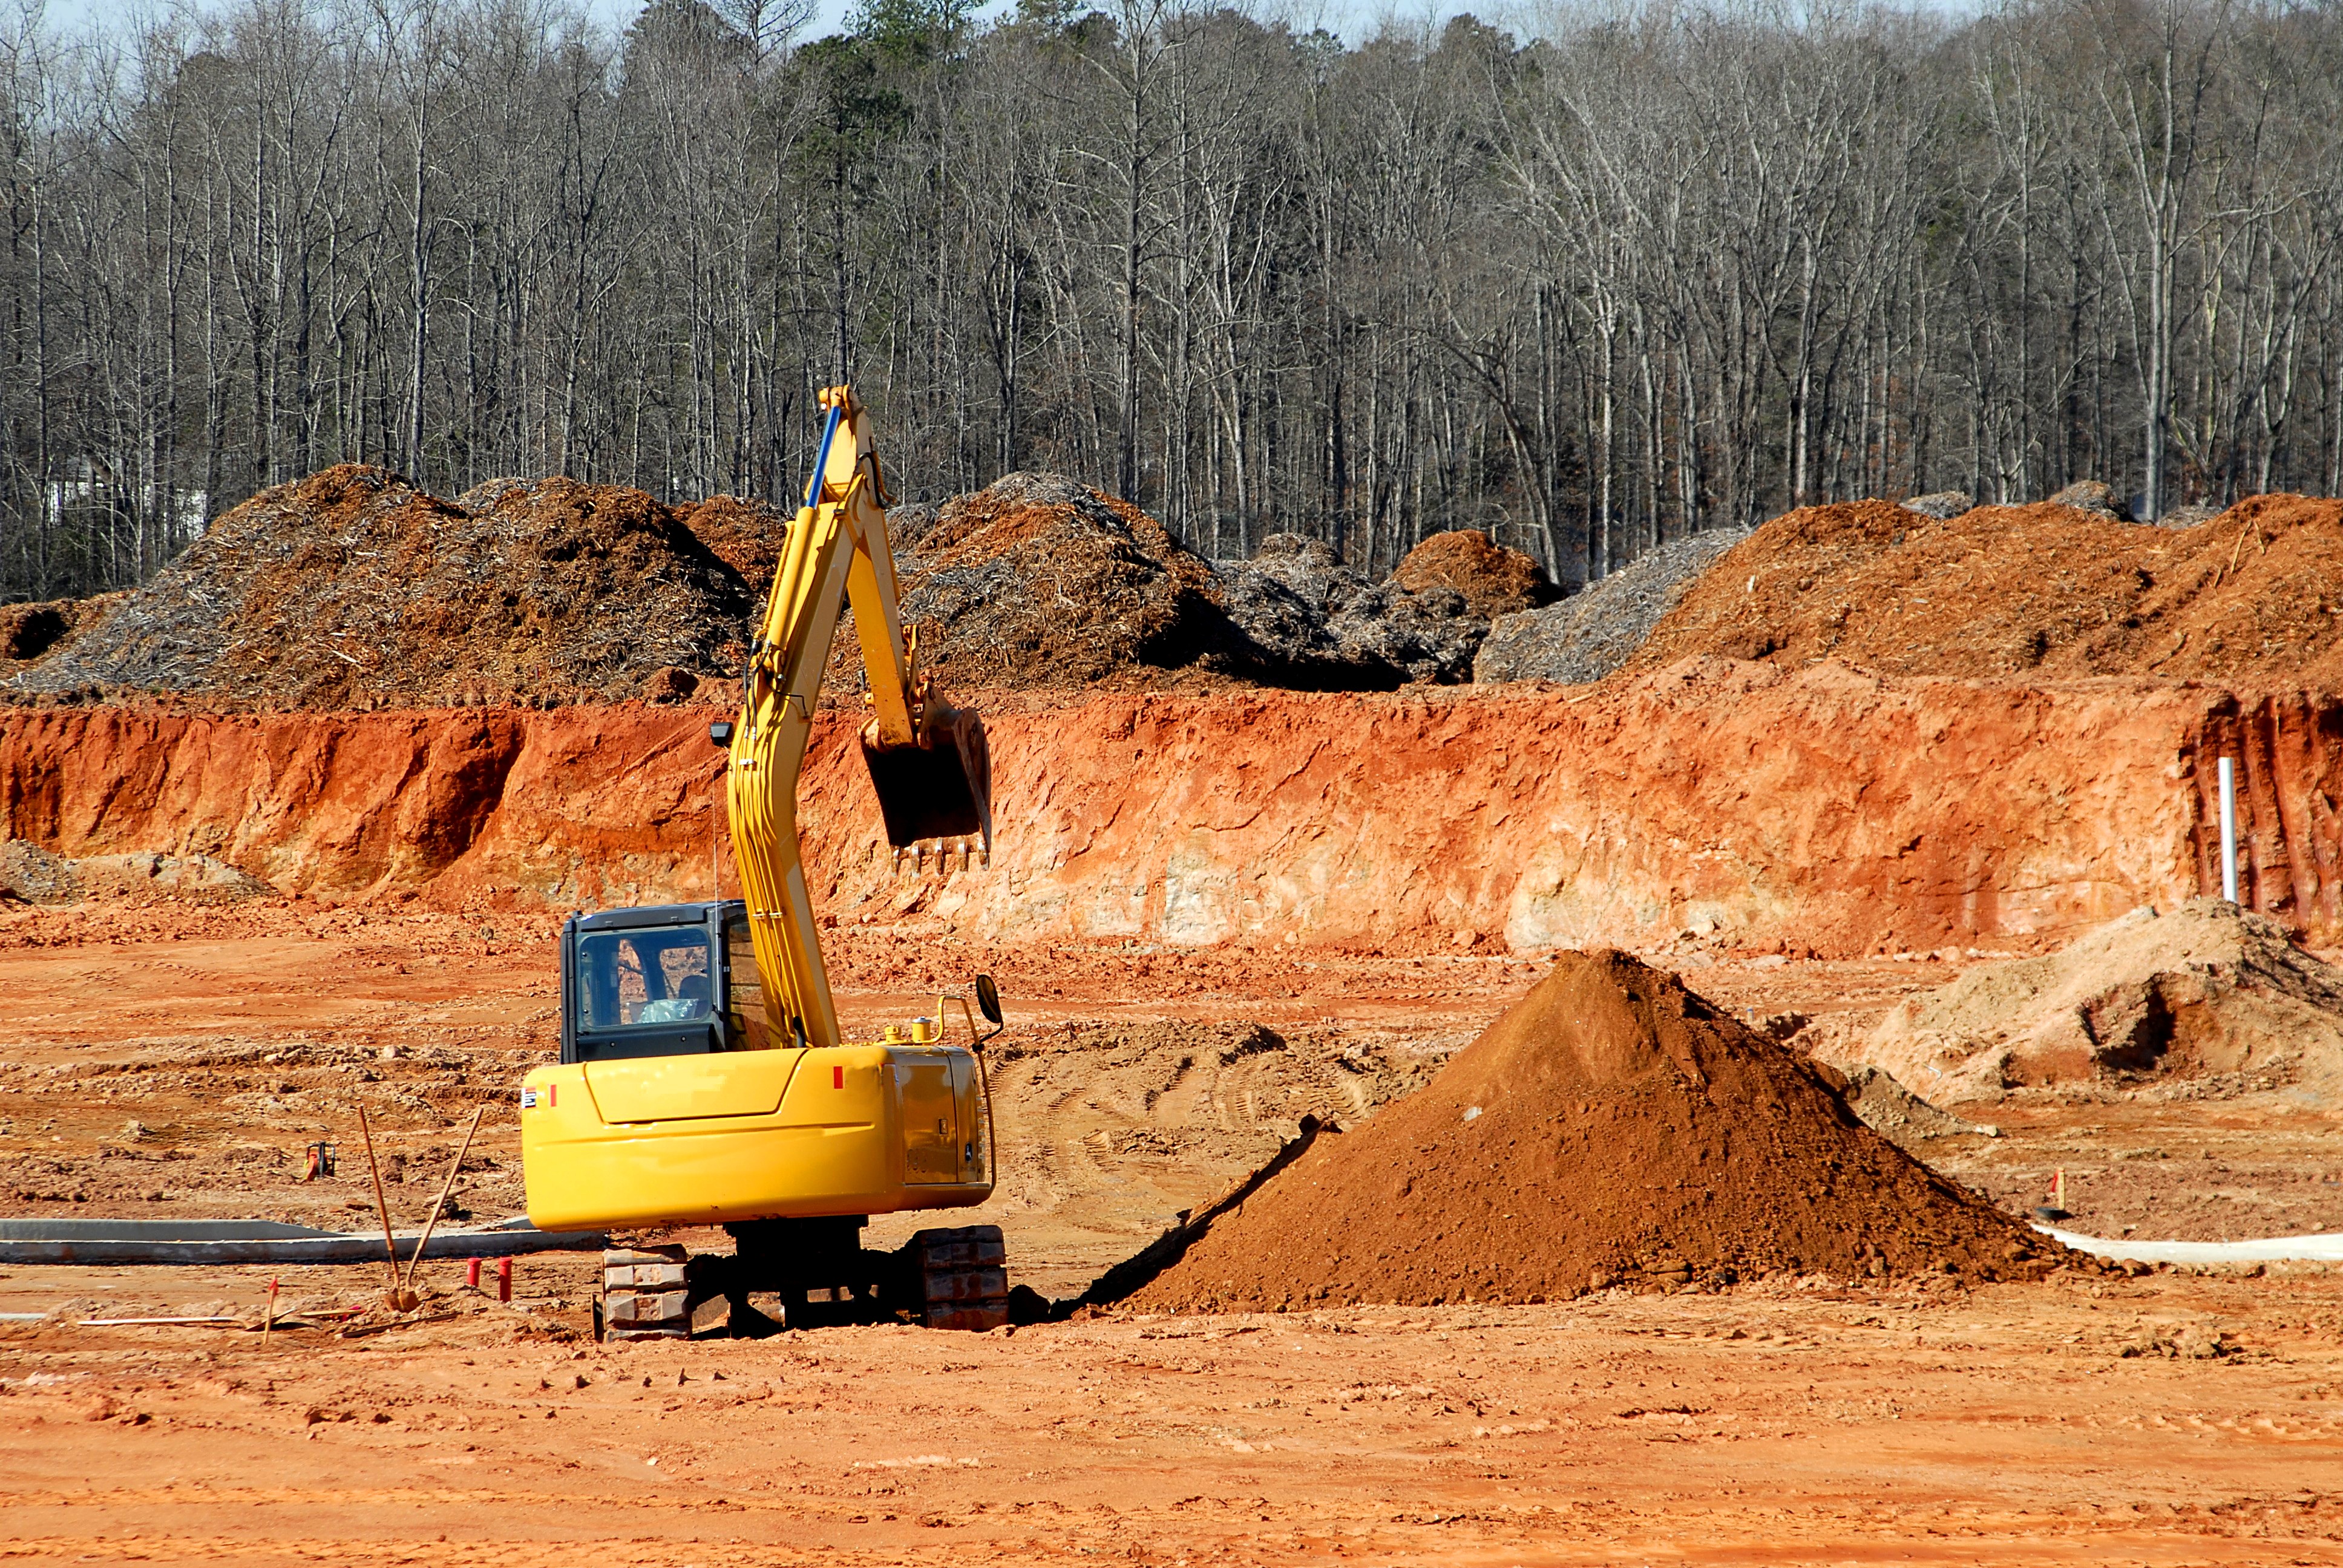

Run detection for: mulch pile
[[12, 466, 750, 709], [886, 471, 1256, 691], [1118, 949, 2059, 1310], [0, 592, 123, 665], [1388, 530, 1556, 621], [1475, 530, 1746, 684], [1631, 493, 2343, 687], [885, 474, 1512, 691], [676, 495, 791, 589]]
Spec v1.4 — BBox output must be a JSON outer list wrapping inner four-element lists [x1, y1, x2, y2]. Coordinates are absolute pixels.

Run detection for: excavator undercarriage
[[597, 1220, 1009, 1341]]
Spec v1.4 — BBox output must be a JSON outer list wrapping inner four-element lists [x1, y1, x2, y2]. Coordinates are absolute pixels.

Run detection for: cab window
[[577, 929, 712, 1031]]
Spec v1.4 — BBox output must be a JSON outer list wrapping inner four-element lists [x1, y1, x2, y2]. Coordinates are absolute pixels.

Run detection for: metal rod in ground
[[354, 1103, 401, 1293], [401, 1105, 487, 1295], [2219, 756, 2239, 902], [263, 1278, 278, 1345]]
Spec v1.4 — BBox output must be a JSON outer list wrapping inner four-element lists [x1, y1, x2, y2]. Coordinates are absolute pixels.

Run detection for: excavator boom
[[727, 385, 991, 1054]]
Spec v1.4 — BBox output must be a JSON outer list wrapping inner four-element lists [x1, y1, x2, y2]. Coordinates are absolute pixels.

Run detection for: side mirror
[[974, 974, 1002, 1027], [709, 720, 735, 748]]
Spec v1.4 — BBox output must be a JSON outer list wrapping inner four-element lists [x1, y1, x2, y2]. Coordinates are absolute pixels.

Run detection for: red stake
[[496, 1256, 513, 1304], [466, 1257, 482, 1292]]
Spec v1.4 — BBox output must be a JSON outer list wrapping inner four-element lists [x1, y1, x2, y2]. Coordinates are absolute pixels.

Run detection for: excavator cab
[[561, 903, 749, 1063]]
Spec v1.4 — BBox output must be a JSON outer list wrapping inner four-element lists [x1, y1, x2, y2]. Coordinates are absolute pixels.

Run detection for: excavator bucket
[[862, 702, 992, 850]]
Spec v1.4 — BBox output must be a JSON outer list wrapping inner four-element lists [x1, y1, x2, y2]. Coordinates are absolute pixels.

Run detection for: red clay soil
[[1124, 950, 2062, 1311], [1634, 493, 2343, 685], [1389, 529, 1556, 620], [3, 664, 2339, 948]]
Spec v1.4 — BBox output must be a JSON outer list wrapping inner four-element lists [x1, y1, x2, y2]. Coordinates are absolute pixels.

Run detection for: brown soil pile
[[12, 466, 750, 709], [677, 494, 791, 588], [890, 471, 1264, 691], [1120, 950, 2057, 1310], [1632, 492, 2343, 685], [1821, 900, 2343, 1104], [1389, 530, 1556, 621]]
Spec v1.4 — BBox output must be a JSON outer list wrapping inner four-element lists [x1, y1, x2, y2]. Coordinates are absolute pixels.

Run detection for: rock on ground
[[1815, 900, 2343, 1103], [1473, 530, 1746, 684], [2046, 479, 2132, 520], [1901, 491, 1973, 520]]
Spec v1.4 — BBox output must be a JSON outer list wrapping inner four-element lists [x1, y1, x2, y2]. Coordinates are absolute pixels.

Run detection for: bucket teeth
[[882, 835, 989, 880]]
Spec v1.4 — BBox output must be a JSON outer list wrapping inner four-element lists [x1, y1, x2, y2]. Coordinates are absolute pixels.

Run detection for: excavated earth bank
[[1816, 898, 2343, 1103], [0, 661, 2336, 953], [1118, 949, 2059, 1310]]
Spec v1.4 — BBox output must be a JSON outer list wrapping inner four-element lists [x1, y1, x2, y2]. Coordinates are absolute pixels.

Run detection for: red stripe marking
[[833, 1065, 844, 1089], [548, 1084, 556, 1107]]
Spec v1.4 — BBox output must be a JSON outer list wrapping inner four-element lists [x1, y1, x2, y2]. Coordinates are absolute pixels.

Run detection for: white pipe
[[2218, 756, 2239, 903], [2037, 1224, 2343, 1264]]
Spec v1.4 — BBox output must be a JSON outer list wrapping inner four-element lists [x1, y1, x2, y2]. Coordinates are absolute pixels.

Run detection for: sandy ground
[[3, 1272, 2341, 1564], [4, 903, 2342, 1561]]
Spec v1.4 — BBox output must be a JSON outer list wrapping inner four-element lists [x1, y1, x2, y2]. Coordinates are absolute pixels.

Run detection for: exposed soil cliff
[[3, 664, 2335, 953]]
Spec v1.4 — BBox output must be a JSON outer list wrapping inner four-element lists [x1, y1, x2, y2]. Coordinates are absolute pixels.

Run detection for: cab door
[[897, 1053, 958, 1184], [950, 1051, 986, 1184]]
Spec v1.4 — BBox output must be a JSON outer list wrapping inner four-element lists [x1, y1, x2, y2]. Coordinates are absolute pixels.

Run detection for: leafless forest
[[3, 0, 2339, 601]]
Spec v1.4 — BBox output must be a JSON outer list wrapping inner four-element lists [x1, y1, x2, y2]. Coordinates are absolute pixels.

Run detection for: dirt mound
[[1217, 534, 1485, 685], [1836, 1064, 1997, 1146], [1825, 900, 2343, 1103], [677, 494, 791, 587], [892, 472, 1257, 691], [11, 466, 751, 709], [1389, 530, 1556, 621], [1119, 950, 2057, 1310], [1631, 492, 2343, 686], [1473, 530, 1746, 684]]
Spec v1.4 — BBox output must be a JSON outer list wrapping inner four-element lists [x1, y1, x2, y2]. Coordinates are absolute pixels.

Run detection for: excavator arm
[[726, 384, 991, 1054]]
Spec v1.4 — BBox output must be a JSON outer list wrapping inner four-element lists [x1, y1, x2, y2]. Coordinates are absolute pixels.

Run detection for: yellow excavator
[[519, 385, 1006, 1339]]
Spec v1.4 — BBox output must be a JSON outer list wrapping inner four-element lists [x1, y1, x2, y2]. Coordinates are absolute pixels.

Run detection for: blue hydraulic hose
[[805, 401, 846, 509]]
